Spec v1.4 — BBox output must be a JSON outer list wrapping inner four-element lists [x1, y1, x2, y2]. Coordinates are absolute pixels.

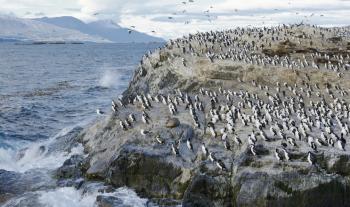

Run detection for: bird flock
[[101, 25, 350, 172], [109, 82, 350, 171], [164, 24, 349, 73]]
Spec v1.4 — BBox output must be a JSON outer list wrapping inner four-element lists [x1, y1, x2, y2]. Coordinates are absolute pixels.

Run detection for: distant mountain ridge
[[35, 16, 165, 43], [0, 15, 109, 43]]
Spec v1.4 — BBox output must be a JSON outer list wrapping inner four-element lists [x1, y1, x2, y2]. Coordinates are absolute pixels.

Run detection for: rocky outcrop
[[62, 25, 350, 206]]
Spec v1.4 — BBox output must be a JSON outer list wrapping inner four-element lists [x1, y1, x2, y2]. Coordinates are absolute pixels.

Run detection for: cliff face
[[59, 25, 350, 206]]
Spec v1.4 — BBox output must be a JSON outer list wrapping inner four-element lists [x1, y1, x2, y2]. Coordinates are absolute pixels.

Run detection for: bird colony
[[107, 24, 350, 173]]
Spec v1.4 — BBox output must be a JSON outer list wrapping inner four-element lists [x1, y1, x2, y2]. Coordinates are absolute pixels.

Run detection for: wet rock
[[328, 154, 350, 176], [107, 148, 187, 199], [56, 155, 84, 179], [0, 193, 15, 205], [165, 118, 180, 128], [96, 195, 123, 207]]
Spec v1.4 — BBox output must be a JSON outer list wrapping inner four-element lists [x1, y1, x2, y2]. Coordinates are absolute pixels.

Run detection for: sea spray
[[98, 66, 133, 89], [37, 186, 149, 207], [0, 123, 86, 173]]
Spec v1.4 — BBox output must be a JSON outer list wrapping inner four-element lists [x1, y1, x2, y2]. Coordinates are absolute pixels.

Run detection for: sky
[[0, 0, 350, 39]]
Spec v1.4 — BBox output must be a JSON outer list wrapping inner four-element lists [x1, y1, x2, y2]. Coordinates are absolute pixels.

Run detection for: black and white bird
[[96, 109, 105, 115], [282, 148, 290, 161], [119, 121, 127, 131], [337, 138, 346, 151], [140, 129, 150, 136], [187, 139, 193, 151], [201, 143, 209, 156], [234, 135, 242, 145], [250, 144, 257, 156], [209, 152, 216, 162], [274, 149, 283, 161], [142, 114, 149, 124], [307, 151, 316, 165], [171, 143, 179, 156], [224, 140, 231, 150], [216, 159, 227, 171], [129, 113, 136, 122], [155, 135, 164, 144]]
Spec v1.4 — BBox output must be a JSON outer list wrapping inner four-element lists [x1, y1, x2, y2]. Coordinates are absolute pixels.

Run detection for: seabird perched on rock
[[274, 149, 283, 161], [221, 132, 228, 140], [186, 139, 193, 151], [112, 104, 118, 113], [201, 143, 209, 156], [234, 135, 242, 145], [155, 135, 164, 144], [209, 152, 216, 162], [96, 109, 105, 115], [216, 160, 227, 171], [282, 148, 290, 161], [140, 129, 150, 136], [337, 138, 346, 151], [248, 135, 256, 145], [250, 144, 257, 156], [307, 151, 316, 165], [287, 137, 297, 147], [129, 113, 136, 122], [171, 143, 179, 156], [224, 140, 231, 150], [125, 119, 132, 128], [119, 121, 127, 131], [142, 114, 149, 124], [208, 125, 217, 138]]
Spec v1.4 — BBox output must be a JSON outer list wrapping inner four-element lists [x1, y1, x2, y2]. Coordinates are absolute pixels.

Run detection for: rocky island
[[57, 24, 350, 207]]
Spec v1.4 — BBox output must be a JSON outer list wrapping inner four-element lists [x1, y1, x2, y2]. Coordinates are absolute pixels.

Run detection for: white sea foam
[[38, 187, 98, 207], [37, 186, 149, 207], [0, 124, 85, 173]]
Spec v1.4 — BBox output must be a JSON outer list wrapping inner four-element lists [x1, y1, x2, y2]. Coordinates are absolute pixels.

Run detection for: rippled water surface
[[0, 42, 162, 206]]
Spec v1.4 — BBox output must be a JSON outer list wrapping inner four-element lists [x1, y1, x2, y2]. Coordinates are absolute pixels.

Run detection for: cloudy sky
[[0, 0, 350, 39]]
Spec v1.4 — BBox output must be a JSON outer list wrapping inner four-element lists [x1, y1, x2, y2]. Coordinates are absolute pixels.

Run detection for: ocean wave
[[0, 124, 86, 173], [38, 186, 149, 207], [4, 186, 151, 207], [85, 86, 109, 93]]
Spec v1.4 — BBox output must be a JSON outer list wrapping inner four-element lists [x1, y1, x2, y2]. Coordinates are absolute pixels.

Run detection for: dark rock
[[96, 195, 123, 207], [108, 149, 186, 199], [56, 155, 84, 179], [165, 118, 180, 128]]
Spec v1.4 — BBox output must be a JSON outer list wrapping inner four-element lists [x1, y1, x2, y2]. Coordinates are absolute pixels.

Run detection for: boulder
[[165, 118, 180, 128]]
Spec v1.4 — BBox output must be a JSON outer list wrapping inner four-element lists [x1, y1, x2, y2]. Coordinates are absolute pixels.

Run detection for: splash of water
[[37, 186, 149, 207], [38, 187, 97, 207], [0, 124, 85, 173], [98, 67, 131, 89]]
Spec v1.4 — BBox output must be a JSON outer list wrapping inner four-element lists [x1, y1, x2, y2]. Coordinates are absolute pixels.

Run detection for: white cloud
[[0, 0, 350, 39]]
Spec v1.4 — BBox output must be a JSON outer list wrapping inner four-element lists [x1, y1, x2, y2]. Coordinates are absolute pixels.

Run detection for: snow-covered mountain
[[0, 15, 109, 43], [35, 16, 164, 43]]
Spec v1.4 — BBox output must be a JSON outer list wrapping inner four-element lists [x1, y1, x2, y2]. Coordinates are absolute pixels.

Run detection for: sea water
[[0, 42, 163, 206]]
